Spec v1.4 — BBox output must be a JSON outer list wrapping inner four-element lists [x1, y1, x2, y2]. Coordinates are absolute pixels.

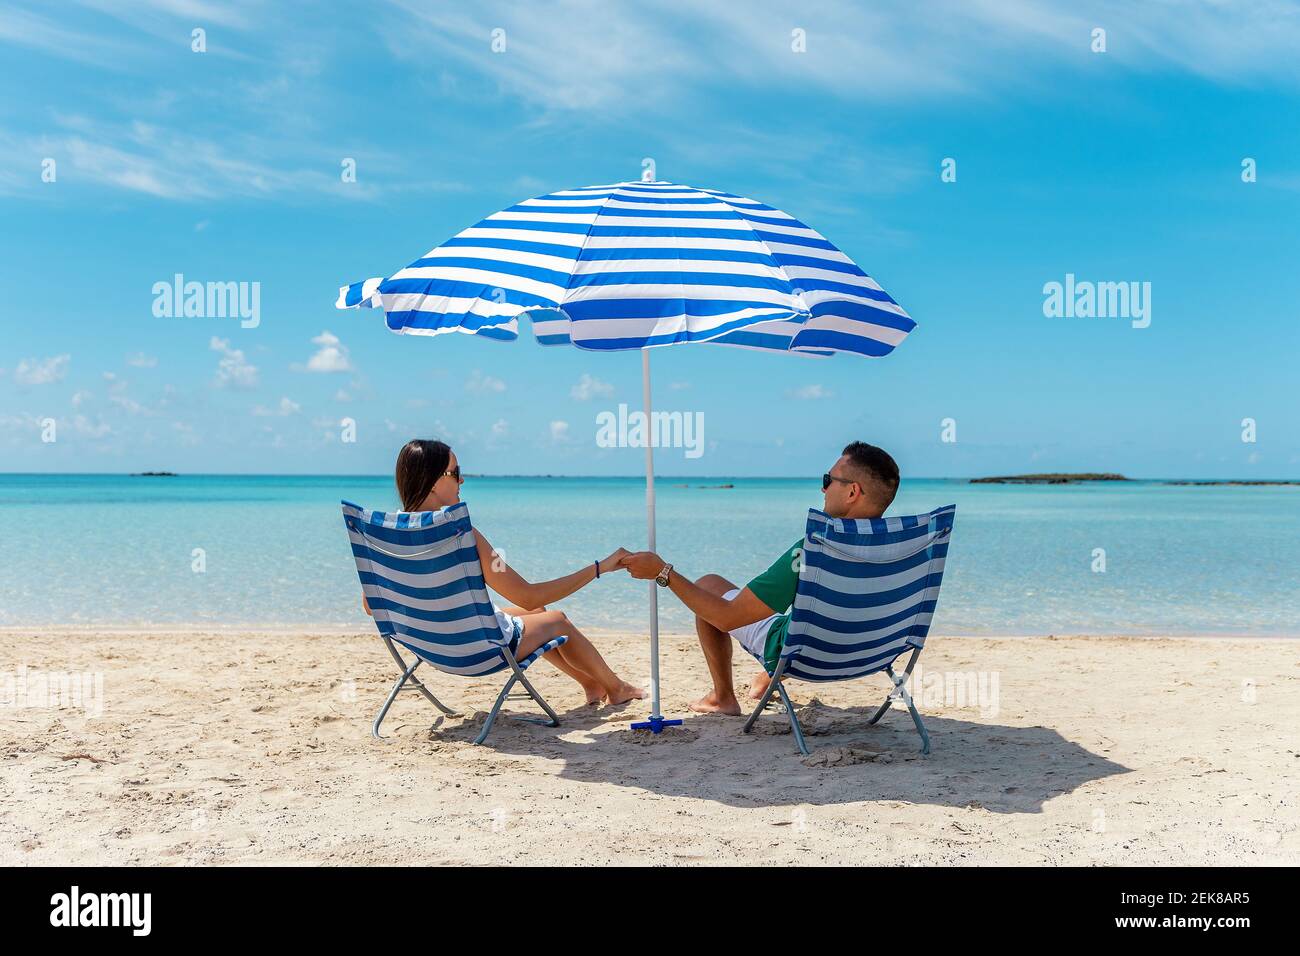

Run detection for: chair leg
[[382, 638, 460, 717], [895, 679, 931, 755], [774, 679, 810, 756], [866, 691, 893, 725], [474, 674, 517, 746], [513, 669, 560, 727], [473, 649, 563, 745], [405, 663, 460, 717], [870, 656, 930, 754], [742, 676, 781, 734], [742, 659, 808, 755], [373, 657, 421, 739]]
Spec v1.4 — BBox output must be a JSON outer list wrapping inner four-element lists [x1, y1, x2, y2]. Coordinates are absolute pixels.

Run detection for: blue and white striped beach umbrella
[[337, 178, 917, 731]]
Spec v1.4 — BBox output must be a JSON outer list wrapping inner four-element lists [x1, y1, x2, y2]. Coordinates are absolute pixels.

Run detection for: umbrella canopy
[[336, 178, 916, 732], [337, 180, 914, 357]]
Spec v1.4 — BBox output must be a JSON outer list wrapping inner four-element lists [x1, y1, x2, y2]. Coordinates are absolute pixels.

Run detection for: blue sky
[[1, 0, 1297, 478]]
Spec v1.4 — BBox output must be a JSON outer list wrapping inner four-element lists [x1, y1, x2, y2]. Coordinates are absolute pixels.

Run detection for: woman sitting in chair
[[364, 438, 644, 707]]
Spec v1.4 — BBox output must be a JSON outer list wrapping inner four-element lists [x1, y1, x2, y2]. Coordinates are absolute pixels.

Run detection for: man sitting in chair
[[620, 441, 900, 716]]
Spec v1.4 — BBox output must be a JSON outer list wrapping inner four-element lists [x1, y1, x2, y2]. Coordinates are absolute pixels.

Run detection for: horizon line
[[2, 472, 1298, 483]]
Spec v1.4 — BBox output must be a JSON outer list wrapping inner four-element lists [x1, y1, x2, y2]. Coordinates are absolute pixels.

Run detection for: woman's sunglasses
[[442, 467, 463, 483]]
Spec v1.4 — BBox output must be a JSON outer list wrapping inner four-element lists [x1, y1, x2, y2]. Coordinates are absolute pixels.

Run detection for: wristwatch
[[655, 563, 673, 588]]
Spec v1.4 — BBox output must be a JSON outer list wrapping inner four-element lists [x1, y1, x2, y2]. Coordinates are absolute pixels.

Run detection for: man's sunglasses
[[822, 472, 856, 492]]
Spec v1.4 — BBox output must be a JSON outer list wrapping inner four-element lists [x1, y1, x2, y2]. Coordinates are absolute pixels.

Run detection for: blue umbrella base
[[630, 715, 684, 734]]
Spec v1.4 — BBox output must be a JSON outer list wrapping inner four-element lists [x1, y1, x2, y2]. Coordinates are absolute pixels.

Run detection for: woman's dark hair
[[395, 439, 452, 511]]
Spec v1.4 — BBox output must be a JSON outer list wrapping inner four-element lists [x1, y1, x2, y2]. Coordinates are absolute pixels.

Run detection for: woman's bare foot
[[579, 682, 606, 706], [688, 690, 742, 716], [605, 682, 645, 706], [748, 673, 773, 700]]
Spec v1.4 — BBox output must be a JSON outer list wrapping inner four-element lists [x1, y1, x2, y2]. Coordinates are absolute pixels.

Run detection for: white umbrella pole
[[642, 348, 661, 720]]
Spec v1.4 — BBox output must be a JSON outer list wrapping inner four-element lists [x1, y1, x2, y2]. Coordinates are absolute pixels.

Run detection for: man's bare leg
[[503, 605, 604, 704], [687, 574, 742, 715], [748, 672, 774, 700]]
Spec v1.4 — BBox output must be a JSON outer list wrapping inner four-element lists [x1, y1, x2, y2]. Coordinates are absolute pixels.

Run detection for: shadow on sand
[[411, 694, 1130, 813]]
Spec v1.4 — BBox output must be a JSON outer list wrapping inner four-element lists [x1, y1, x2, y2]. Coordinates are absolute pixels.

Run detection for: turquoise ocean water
[[0, 474, 1296, 636]]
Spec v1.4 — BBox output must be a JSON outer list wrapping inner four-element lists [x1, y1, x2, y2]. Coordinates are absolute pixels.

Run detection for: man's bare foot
[[605, 682, 646, 706], [748, 673, 773, 700], [688, 690, 742, 716]]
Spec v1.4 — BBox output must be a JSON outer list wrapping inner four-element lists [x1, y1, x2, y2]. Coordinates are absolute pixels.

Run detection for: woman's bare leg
[[514, 609, 644, 705], [502, 605, 604, 703]]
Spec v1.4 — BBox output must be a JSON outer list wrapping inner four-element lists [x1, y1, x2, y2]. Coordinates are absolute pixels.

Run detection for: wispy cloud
[[0, 4, 146, 68], [570, 373, 614, 401], [14, 354, 70, 385], [787, 384, 834, 400], [7, 0, 1297, 207], [384, 0, 1300, 114], [210, 336, 257, 389], [252, 396, 301, 417], [465, 369, 506, 394]]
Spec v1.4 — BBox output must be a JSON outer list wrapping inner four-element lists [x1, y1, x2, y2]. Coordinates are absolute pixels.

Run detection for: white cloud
[[387, 0, 1300, 114], [71, 414, 111, 438], [301, 330, 352, 373], [14, 354, 70, 385], [253, 396, 301, 417], [335, 389, 351, 401], [465, 369, 506, 394], [105, 374, 146, 415], [787, 384, 833, 400], [210, 336, 258, 389], [126, 352, 158, 368], [172, 421, 198, 445], [0, 107, 461, 203], [570, 373, 614, 401], [491, 418, 509, 437], [549, 420, 570, 443]]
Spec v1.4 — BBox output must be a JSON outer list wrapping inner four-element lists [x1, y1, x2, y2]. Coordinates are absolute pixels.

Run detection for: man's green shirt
[[745, 538, 803, 672]]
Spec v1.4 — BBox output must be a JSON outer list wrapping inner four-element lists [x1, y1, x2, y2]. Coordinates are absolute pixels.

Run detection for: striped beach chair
[[743, 504, 956, 755], [341, 500, 567, 745]]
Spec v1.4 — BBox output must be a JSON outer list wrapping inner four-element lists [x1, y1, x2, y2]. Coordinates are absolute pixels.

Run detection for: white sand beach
[[2, 628, 1297, 866]]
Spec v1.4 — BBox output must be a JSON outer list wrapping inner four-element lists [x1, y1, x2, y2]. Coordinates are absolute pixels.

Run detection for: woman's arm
[[475, 530, 627, 609]]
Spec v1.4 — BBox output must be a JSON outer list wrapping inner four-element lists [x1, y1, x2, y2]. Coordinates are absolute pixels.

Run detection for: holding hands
[[597, 547, 633, 575], [618, 551, 665, 580], [594, 549, 666, 579]]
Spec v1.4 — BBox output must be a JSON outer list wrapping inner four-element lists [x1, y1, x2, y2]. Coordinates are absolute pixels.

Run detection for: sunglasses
[[442, 467, 463, 483], [822, 472, 856, 492]]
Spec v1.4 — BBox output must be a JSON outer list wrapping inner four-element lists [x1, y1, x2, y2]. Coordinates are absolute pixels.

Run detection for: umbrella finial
[[640, 157, 656, 183]]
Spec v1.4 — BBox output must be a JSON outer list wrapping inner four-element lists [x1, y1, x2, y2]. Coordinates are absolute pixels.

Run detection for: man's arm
[[621, 551, 777, 632]]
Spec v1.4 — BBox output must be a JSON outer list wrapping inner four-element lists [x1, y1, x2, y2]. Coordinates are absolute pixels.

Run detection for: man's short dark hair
[[842, 441, 900, 509]]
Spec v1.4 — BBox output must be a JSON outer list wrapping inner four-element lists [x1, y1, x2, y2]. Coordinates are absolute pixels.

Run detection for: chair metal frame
[[351, 505, 563, 746], [742, 643, 930, 756], [371, 633, 563, 745]]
